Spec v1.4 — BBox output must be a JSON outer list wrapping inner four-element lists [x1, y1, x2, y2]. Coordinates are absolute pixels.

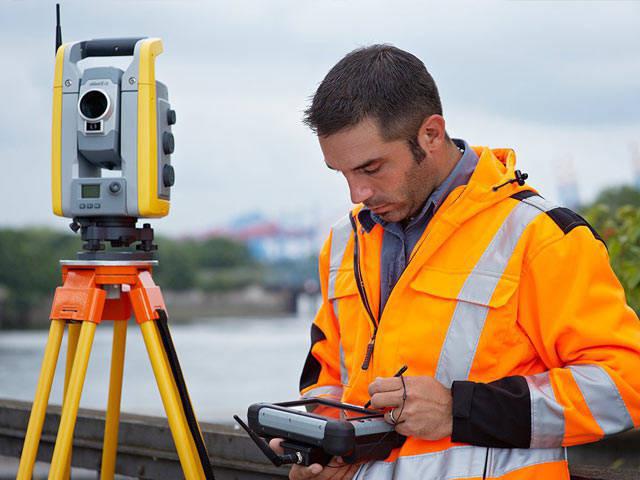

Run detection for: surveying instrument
[[17, 6, 214, 479]]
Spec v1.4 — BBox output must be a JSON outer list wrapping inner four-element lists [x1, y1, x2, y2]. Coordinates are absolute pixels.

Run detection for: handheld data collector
[[235, 398, 405, 467]]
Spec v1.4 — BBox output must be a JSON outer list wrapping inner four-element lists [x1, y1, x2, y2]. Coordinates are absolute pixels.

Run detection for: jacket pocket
[[406, 267, 521, 381], [328, 267, 358, 301], [409, 267, 519, 308]]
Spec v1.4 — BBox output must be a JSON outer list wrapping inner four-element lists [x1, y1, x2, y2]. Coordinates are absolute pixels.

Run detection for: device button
[[94, 203, 101, 209], [109, 182, 121, 194], [163, 164, 175, 187], [79, 203, 86, 209], [87, 203, 93, 209], [167, 109, 177, 125], [163, 132, 175, 155]]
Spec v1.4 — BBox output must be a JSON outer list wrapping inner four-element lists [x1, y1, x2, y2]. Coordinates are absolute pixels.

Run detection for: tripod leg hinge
[[130, 271, 166, 323], [50, 270, 106, 323]]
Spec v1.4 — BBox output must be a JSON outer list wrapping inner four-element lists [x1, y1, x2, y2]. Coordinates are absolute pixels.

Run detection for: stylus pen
[[363, 365, 408, 409]]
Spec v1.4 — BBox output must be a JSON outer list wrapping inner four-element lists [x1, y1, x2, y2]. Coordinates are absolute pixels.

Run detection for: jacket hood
[[437, 146, 536, 228]]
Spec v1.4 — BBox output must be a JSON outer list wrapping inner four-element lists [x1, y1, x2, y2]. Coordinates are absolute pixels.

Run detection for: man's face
[[319, 118, 437, 223]]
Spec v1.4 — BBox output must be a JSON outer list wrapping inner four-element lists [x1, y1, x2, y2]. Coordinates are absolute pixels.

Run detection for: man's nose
[[348, 179, 374, 204]]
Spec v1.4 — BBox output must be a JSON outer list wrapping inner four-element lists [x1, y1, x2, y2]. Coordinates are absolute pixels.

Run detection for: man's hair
[[303, 44, 444, 161]]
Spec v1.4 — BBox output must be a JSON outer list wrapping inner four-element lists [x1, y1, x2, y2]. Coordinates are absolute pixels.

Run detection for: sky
[[1, 0, 639, 237]]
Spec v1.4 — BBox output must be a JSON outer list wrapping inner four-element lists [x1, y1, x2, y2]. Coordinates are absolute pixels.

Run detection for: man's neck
[[402, 140, 464, 224], [437, 140, 465, 186]]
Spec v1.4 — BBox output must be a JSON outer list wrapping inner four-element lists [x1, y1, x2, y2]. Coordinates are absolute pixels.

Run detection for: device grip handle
[[80, 38, 145, 58]]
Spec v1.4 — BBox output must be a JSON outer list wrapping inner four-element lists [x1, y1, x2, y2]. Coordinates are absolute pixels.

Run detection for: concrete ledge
[[1, 398, 639, 479], [0, 398, 287, 479]]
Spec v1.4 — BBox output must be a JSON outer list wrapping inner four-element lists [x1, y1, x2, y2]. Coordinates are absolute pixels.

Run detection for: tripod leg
[[100, 320, 127, 480], [48, 321, 97, 479], [140, 320, 205, 480], [63, 322, 81, 398], [61, 321, 81, 480], [17, 319, 66, 480], [155, 310, 214, 479]]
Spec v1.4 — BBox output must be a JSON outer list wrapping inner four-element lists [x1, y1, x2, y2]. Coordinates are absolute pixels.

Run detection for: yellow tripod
[[17, 260, 214, 479]]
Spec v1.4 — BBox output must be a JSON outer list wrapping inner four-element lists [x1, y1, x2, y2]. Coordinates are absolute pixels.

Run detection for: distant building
[[205, 212, 318, 262], [555, 155, 581, 210], [631, 143, 640, 189]]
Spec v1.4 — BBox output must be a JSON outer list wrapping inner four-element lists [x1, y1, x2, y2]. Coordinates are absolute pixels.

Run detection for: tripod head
[[69, 217, 157, 260]]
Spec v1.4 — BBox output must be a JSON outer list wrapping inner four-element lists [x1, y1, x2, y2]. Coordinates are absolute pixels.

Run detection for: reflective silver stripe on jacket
[[435, 200, 548, 387], [328, 215, 353, 385], [354, 445, 565, 480], [301, 385, 343, 400], [519, 194, 558, 213], [526, 371, 565, 447], [487, 446, 566, 477], [331, 300, 349, 384], [569, 364, 634, 436], [328, 215, 352, 299]]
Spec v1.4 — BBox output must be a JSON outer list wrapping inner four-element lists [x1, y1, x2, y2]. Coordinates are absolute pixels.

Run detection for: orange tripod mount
[[17, 260, 214, 479]]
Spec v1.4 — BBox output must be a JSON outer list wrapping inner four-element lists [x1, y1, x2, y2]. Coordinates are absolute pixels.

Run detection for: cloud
[[1, 0, 638, 235]]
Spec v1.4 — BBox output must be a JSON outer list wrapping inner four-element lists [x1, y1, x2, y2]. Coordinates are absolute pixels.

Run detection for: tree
[[197, 237, 253, 269], [590, 186, 640, 211], [582, 187, 640, 314]]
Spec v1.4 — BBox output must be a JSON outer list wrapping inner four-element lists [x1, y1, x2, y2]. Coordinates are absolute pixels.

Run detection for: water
[[0, 316, 312, 424]]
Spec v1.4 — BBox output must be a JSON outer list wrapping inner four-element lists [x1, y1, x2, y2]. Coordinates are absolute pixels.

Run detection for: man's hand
[[268, 438, 359, 480], [368, 375, 452, 440]]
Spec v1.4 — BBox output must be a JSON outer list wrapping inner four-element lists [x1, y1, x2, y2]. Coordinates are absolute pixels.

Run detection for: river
[[0, 315, 312, 424]]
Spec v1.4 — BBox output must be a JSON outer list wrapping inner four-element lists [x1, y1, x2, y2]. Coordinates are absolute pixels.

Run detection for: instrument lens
[[79, 90, 109, 120]]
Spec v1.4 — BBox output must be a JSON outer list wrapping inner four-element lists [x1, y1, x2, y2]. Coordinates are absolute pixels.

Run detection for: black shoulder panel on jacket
[[511, 192, 605, 245], [510, 190, 538, 201], [299, 323, 327, 391], [545, 207, 605, 244]]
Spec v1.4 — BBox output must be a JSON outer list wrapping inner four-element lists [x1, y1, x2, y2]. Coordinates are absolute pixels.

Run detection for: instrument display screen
[[81, 184, 101, 198]]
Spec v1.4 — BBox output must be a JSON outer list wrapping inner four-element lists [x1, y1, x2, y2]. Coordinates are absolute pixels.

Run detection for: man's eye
[[363, 166, 380, 175]]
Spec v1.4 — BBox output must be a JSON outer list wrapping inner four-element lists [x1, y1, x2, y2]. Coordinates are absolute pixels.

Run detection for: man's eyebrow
[[325, 158, 383, 172], [352, 158, 384, 172]]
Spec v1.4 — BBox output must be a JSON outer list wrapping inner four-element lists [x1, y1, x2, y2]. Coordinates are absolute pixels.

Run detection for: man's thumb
[[268, 437, 285, 455]]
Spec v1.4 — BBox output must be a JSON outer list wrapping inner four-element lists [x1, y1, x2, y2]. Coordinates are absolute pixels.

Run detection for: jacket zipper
[[349, 202, 440, 370], [349, 213, 378, 370]]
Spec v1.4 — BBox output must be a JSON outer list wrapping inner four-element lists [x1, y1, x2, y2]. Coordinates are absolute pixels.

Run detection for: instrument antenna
[[55, 3, 62, 55]]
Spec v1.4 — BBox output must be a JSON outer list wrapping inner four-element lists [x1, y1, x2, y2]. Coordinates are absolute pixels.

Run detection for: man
[[272, 45, 640, 479]]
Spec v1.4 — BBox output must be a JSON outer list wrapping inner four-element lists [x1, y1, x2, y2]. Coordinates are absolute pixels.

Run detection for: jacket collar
[[351, 146, 535, 236]]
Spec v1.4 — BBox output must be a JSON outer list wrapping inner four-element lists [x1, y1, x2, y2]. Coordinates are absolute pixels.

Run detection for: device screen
[[279, 399, 381, 421], [81, 184, 101, 198]]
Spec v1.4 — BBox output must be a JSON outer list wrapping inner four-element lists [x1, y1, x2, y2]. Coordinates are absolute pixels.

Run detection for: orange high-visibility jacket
[[299, 146, 640, 479]]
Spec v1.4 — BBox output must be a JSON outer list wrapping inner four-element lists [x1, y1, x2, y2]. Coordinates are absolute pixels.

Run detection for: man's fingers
[[269, 437, 284, 455], [383, 408, 406, 426], [289, 457, 358, 480], [369, 390, 403, 409], [331, 462, 360, 480], [289, 463, 323, 479], [307, 464, 323, 476], [343, 462, 361, 480], [368, 376, 404, 396]]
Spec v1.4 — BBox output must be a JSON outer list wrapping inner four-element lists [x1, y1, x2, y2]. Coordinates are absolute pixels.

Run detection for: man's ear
[[417, 115, 447, 153]]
